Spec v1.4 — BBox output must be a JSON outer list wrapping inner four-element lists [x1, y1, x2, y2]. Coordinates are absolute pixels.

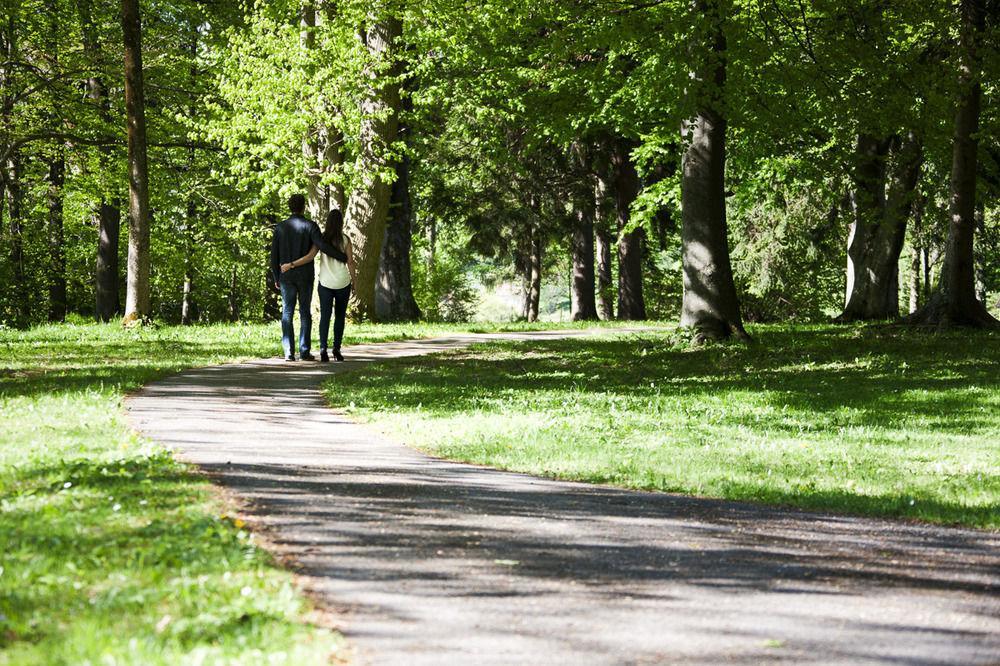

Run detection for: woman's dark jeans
[[318, 283, 351, 351]]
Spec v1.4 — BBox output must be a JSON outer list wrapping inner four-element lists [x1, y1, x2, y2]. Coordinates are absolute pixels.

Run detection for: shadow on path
[[127, 332, 1000, 666]]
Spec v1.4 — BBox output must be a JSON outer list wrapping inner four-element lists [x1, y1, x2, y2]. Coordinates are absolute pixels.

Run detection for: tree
[[679, 0, 748, 341], [837, 132, 924, 321], [909, 0, 1000, 328], [346, 14, 403, 320], [121, 0, 152, 323]]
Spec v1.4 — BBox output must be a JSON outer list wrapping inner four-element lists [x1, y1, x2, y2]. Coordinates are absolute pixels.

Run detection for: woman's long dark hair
[[323, 209, 345, 250]]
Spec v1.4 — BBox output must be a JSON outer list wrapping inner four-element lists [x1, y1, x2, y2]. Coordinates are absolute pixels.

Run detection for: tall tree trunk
[[594, 172, 615, 320], [679, 0, 747, 341], [838, 132, 922, 321], [78, 0, 122, 321], [528, 230, 542, 322], [908, 197, 925, 314], [121, 0, 152, 323], [571, 196, 598, 321], [375, 153, 421, 321], [974, 204, 987, 303], [908, 0, 998, 328], [345, 16, 403, 320], [5, 155, 28, 327], [180, 200, 195, 325], [47, 151, 67, 321], [595, 227, 614, 320], [612, 139, 646, 321], [45, 1, 67, 322]]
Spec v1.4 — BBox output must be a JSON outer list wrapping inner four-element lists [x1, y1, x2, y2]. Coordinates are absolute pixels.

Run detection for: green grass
[[329, 324, 1000, 529], [0, 319, 625, 665]]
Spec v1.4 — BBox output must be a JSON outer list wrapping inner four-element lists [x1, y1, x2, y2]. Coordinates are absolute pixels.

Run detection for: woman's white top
[[317, 240, 351, 290]]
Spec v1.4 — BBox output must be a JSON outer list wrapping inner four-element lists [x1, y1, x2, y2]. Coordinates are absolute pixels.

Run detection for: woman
[[282, 209, 356, 362]]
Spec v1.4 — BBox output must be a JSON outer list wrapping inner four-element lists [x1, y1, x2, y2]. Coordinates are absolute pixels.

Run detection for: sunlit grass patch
[[330, 325, 1000, 529]]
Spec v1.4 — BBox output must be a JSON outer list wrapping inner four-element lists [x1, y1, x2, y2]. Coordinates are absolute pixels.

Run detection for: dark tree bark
[[908, 0, 999, 328], [679, 0, 747, 341], [375, 154, 421, 321], [78, 0, 122, 321], [571, 191, 598, 321], [47, 152, 67, 321], [838, 132, 923, 321], [121, 0, 152, 323], [95, 202, 121, 321], [612, 139, 646, 320]]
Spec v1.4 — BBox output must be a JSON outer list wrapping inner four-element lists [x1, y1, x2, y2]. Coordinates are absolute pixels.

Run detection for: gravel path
[[126, 331, 1000, 665]]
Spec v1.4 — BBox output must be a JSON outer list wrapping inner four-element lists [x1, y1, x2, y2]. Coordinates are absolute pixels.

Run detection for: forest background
[[1, 0, 998, 335]]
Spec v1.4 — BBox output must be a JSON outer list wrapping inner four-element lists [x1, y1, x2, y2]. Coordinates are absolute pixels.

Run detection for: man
[[270, 194, 348, 361]]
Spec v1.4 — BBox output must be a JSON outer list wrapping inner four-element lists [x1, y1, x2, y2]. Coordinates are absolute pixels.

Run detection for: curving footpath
[[126, 331, 1000, 665]]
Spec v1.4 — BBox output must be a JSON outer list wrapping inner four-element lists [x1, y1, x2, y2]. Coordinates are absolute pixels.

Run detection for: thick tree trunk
[[679, 2, 747, 341], [121, 0, 152, 323], [345, 16, 403, 320], [47, 152, 67, 322], [908, 0, 998, 328], [612, 139, 646, 321], [376, 154, 421, 321], [838, 132, 922, 321], [95, 202, 121, 321]]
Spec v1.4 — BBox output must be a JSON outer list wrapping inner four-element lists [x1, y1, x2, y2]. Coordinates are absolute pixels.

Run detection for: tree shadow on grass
[[337, 327, 1000, 436]]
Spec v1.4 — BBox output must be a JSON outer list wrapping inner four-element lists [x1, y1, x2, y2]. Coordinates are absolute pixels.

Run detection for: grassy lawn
[[0, 319, 623, 665], [329, 325, 1000, 530]]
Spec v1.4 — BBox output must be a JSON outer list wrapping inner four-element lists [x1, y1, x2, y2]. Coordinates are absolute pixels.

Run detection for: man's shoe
[[300, 352, 316, 361], [333, 349, 344, 362], [284, 354, 296, 362], [320, 350, 330, 363]]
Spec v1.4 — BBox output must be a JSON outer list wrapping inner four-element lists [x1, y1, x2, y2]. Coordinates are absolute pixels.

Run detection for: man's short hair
[[288, 194, 306, 214]]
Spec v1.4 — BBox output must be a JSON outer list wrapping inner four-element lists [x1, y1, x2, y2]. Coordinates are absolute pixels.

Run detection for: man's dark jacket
[[270, 214, 348, 284]]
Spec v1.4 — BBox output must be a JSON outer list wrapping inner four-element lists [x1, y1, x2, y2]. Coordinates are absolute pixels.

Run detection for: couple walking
[[270, 193, 356, 363]]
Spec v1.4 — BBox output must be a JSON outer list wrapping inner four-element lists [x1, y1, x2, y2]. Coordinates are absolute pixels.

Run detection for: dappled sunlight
[[334, 327, 1000, 527]]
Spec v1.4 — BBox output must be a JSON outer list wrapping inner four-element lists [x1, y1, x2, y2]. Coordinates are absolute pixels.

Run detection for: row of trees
[[1, 0, 998, 335]]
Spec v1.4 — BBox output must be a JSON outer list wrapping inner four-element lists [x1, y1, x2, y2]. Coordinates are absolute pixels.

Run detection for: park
[[1, 0, 999, 664]]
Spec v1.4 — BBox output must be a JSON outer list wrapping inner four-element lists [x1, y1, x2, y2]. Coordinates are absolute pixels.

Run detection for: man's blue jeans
[[280, 278, 313, 357]]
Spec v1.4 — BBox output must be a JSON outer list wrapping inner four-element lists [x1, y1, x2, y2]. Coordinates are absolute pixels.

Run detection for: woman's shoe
[[320, 349, 330, 363], [333, 349, 344, 362]]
